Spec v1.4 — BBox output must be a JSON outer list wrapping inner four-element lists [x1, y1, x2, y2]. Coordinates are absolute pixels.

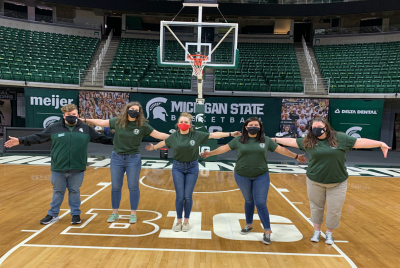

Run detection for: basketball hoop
[[187, 54, 208, 77]]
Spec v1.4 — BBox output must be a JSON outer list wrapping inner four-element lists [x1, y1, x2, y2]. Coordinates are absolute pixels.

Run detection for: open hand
[[200, 150, 212, 159], [231, 131, 242, 137], [381, 142, 391, 158], [296, 154, 308, 164], [145, 143, 155, 151], [4, 136, 19, 148]]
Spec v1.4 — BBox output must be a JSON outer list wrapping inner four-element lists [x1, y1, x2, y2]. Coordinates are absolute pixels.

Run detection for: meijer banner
[[130, 93, 282, 139], [25, 88, 79, 128], [329, 99, 384, 140]]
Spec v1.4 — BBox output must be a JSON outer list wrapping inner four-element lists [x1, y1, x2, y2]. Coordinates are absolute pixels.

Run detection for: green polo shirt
[[109, 118, 154, 154], [165, 130, 210, 162], [228, 136, 278, 178], [296, 132, 357, 184]]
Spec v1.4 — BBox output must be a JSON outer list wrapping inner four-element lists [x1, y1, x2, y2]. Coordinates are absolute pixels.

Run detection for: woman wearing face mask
[[82, 102, 169, 224], [146, 112, 241, 232], [200, 117, 308, 245], [273, 117, 390, 245]]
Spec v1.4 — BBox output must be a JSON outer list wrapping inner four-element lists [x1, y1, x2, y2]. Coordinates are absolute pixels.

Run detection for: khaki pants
[[306, 177, 347, 229]]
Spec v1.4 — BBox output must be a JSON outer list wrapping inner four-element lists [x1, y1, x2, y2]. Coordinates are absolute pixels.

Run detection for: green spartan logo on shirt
[[133, 129, 140, 135], [190, 140, 195, 146], [259, 143, 265, 148]]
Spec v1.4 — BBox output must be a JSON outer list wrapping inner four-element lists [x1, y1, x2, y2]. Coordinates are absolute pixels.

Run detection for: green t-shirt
[[109, 117, 154, 154], [65, 124, 76, 131], [228, 136, 278, 178], [165, 130, 210, 162], [296, 132, 357, 184]]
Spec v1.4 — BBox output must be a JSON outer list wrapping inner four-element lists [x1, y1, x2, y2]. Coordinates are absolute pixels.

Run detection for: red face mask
[[178, 123, 191, 131]]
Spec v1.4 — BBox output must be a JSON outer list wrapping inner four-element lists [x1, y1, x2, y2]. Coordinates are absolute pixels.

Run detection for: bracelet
[[229, 132, 231, 137], [295, 154, 298, 160], [85, 118, 87, 123]]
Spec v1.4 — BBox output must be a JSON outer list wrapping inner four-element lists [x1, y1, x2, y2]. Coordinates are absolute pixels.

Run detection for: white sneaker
[[173, 222, 182, 232], [310, 231, 321, 242], [325, 231, 334, 245], [182, 222, 190, 232]]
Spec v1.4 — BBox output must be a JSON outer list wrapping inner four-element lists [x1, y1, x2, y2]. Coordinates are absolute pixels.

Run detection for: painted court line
[[0, 183, 111, 266], [20, 244, 343, 257], [270, 182, 357, 268], [20, 230, 39, 233]]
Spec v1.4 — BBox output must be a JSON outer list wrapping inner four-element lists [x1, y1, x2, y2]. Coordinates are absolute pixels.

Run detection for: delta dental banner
[[329, 99, 384, 140], [129, 93, 283, 139], [24, 88, 79, 128]]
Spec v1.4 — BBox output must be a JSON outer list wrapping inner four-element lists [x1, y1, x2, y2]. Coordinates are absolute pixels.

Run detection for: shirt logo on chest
[[190, 140, 195, 146], [259, 143, 265, 148], [133, 129, 140, 135], [79, 128, 83, 133]]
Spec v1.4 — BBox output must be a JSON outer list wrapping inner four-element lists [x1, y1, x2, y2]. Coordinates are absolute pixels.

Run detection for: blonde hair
[[176, 112, 193, 132], [61, 103, 78, 113]]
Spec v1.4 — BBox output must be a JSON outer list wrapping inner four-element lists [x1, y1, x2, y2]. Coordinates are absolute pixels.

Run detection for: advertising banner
[[24, 88, 78, 128], [279, 98, 329, 138], [0, 99, 11, 134], [329, 99, 384, 140]]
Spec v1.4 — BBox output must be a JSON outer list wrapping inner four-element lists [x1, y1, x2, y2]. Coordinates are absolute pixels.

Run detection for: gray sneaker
[[325, 232, 334, 245], [107, 214, 119, 223], [240, 225, 253, 235], [263, 233, 271, 245], [173, 222, 182, 232], [311, 231, 321, 242], [182, 222, 190, 232], [129, 214, 137, 224]]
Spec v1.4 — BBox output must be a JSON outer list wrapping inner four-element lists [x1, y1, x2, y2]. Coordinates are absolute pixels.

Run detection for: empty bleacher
[[315, 42, 400, 94], [0, 26, 99, 84]]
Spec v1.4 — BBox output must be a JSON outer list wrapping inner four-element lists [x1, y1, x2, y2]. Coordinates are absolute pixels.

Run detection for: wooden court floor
[[0, 164, 399, 268]]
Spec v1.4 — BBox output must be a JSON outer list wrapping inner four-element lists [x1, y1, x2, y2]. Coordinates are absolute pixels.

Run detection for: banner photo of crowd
[[78, 91, 130, 136], [278, 98, 329, 138]]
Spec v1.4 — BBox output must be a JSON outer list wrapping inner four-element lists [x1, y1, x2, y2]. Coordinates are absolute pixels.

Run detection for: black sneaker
[[71, 215, 81, 225], [263, 234, 271, 245], [240, 225, 253, 235], [40, 215, 59, 225]]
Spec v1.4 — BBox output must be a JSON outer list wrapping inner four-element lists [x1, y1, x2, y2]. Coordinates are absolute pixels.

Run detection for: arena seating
[[106, 38, 192, 89], [0, 26, 99, 84], [315, 42, 400, 93]]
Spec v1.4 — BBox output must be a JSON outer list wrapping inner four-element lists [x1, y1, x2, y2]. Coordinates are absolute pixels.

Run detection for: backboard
[[158, 21, 239, 69]]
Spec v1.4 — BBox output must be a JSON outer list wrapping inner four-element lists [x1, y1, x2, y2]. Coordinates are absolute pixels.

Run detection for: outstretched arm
[[150, 130, 169, 140], [200, 144, 231, 158], [275, 145, 307, 163], [353, 138, 390, 158], [146, 141, 166, 151], [80, 118, 110, 127], [209, 131, 241, 139], [272, 137, 299, 148], [6, 126, 53, 147]]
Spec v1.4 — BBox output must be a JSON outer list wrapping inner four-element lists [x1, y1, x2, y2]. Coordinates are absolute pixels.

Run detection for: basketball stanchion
[[187, 54, 208, 105]]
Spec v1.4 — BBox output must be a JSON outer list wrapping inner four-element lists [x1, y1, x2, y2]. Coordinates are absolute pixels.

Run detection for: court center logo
[[146, 97, 168, 122], [43, 116, 61, 128], [190, 140, 195, 146], [133, 129, 140, 135], [259, 143, 265, 148], [346, 126, 362, 138]]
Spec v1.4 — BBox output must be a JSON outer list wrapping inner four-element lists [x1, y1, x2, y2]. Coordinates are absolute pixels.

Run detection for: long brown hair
[[116, 101, 147, 128], [239, 117, 265, 144], [303, 117, 337, 149]]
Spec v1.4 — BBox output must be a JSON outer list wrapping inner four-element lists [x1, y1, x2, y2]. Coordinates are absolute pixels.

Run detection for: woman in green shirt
[[273, 117, 390, 245], [146, 112, 241, 232], [201, 117, 307, 245], [82, 102, 169, 224]]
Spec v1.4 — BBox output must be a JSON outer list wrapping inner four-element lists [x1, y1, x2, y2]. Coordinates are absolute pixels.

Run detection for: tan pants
[[306, 177, 347, 229]]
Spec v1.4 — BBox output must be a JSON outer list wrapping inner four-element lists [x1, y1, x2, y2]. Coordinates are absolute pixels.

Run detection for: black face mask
[[128, 110, 139, 118], [65, 115, 78, 125], [312, 127, 326, 137], [247, 127, 260, 135]]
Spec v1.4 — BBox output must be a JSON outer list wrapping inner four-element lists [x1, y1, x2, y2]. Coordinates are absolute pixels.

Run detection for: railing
[[93, 31, 113, 76], [304, 78, 330, 92], [315, 24, 400, 36], [79, 70, 105, 87], [302, 36, 318, 91]]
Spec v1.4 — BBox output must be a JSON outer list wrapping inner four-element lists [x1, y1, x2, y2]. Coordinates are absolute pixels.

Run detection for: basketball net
[[187, 54, 208, 77]]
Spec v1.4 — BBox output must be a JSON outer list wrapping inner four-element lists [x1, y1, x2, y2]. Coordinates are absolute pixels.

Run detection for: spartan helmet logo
[[196, 113, 205, 123], [146, 97, 168, 122]]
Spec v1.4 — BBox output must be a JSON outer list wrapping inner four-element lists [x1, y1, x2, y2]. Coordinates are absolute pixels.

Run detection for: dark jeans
[[234, 172, 271, 231], [110, 151, 141, 210], [171, 159, 199, 219]]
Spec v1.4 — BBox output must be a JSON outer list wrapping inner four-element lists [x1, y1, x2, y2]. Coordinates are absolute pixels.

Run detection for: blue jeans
[[172, 160, 199, 219], [234, 172, 271, 231], [110, 151, 142, 210], [48, 171, 85, 217]]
